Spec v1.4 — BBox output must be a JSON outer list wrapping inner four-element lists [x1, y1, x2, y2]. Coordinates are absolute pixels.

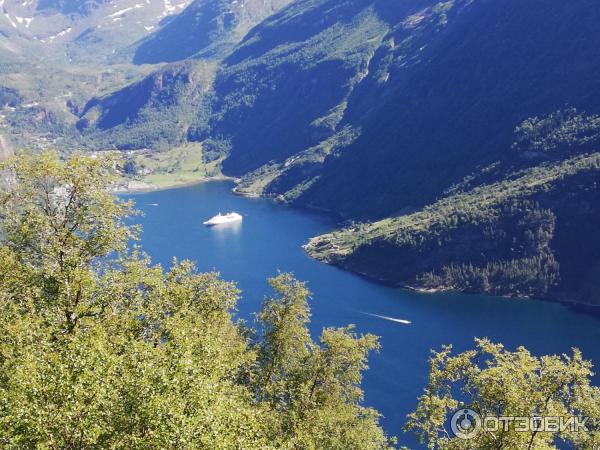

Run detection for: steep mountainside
[[77, 60, 217, 149], [203, 0, 394, 175], [0, 57, 155, 150], [0, 0, 179, 149], [133, 0, 294, 64], [306, 150, 600, 305], [71, 0, 297, 149], [305, 108, 600, 303], [227, 0, 600, 219]]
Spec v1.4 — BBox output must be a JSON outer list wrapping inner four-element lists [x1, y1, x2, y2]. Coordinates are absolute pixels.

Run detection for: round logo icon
[[451, 408, 482, 440]]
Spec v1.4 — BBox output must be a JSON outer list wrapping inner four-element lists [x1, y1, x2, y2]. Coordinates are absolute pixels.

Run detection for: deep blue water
[[127, 181, 600, 447]]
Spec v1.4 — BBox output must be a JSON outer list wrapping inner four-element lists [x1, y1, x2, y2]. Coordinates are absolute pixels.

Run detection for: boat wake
[[362, 312, 412, 325]]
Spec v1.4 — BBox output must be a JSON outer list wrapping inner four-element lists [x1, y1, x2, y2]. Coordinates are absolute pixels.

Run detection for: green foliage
[[306, 153, 600, 301], [0, 151, 138, 333], [78, 61, 218, 151], [0, 152, 390, 448], [513, 108, 600, 155], [419, 253, 560, 297], [252, 274, 388, 449], [201, 138, 232, 163], [406, 339, 600, 449], [418, 201, 560, 297], [120, 143, 224, 190]]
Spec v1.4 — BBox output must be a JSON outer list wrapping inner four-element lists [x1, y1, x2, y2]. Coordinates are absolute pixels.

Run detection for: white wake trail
[[362, 312, 412, 325]]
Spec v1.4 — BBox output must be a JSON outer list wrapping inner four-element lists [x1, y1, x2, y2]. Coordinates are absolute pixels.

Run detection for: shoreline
[[304, 251, 600, 316], [233, 188, 344, 224], [117, 174, 600, 317], [114, 174, 237, 194]]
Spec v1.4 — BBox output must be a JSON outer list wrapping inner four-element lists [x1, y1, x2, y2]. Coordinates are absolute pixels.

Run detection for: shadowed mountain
[[133, 0, 294, 64], [201, 0, 395, 173], [223, 0, 600, 218]]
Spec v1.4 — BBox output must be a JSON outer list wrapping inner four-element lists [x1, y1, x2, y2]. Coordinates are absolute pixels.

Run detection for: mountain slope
[[305, 108, 600, 303], [77, 60, 217, 150], [295, 0, 600, 218], [200, 0, 395, 174], [82, 0, 392, 151], [306, 150, 600, 304], [0, 0, 181, 149], [71, 0, 297, 149], [133, 0, 294, 64], [230, 0, 600, 219], [0, 0, 193, 63]]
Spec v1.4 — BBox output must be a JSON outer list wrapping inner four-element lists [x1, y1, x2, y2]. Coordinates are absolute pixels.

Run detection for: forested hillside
[[4, 0, 600, 303], [88, 0, 600, 214], [227, 0, 600, 218], [202, 0, 391, 174], [301, 106, 600, 303], [77, 61, 218, 150]]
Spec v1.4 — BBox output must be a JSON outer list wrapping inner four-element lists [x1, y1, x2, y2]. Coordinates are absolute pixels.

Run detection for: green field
[[123, 143, 228, 190]]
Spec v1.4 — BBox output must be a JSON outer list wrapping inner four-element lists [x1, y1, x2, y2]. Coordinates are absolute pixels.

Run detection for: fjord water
[[128, 181, 600, 446]]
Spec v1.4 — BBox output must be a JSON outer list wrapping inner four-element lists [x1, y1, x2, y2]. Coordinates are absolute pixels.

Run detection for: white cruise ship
[[203, 212, 243, 226]]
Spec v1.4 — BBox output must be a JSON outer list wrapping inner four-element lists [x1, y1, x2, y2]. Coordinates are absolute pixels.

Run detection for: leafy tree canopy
[[0, 152, 391, 449], [406, 339, 600, 449]]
